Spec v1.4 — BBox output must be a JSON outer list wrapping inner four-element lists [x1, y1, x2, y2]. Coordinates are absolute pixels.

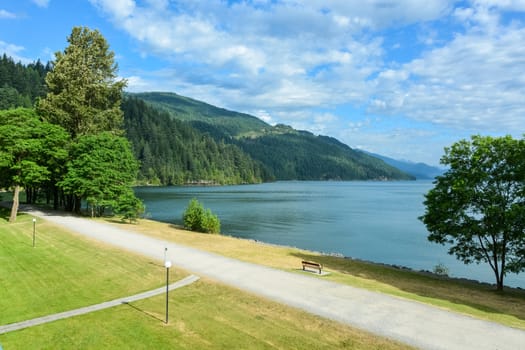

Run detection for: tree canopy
[[59, 132, 140, 217], [37, 26, 126, 138], [0, 108, 69, 221], [420, 135, 525, 290]]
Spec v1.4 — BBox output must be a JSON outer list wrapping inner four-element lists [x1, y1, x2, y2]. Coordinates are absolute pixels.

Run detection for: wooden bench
[[302, 260, 323, 274]]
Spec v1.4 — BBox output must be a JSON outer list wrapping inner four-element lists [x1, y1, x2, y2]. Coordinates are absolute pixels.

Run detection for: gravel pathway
[[22, 209, 525, 350]]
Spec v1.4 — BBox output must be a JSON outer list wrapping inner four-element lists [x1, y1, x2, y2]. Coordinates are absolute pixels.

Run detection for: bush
[[433, 263, 449, 277], [182, 198, 221, 234], [114, 190, 145, 223]]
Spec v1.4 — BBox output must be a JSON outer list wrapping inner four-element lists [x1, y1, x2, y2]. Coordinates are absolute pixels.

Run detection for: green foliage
[[420, 135, 525, 290], [113, 189, 145, 223], [183, 198, 221, 234], [0, 108, 69, 221], [59, 132, 142, 217], [0, 54, 50, 109], [36, 27, 126, 138], [123, 97, 269, 185]]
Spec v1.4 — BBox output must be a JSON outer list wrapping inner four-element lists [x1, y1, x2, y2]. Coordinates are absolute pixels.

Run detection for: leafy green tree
[[113, 188, 145, 223], [182, 198, 221, 234], [420, 135, 525, 290], [0, 108, 69, 222], [59, 132, 141, 217], [36, 26, 126, 138]]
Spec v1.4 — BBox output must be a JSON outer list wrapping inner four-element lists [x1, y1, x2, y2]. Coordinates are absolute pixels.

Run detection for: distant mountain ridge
[[363, 151, 445, 180], [129, 92, 415, 182]]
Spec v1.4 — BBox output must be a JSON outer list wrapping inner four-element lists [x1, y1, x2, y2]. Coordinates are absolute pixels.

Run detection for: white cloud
[[32, 0, 50, 8], [0, 40, 31, 63], [90, 0, 135, 19], [370, 4, 525, 133], [89, 0, 391, 112], [0, 9, 16, 19], [474, 0, 525, 11]]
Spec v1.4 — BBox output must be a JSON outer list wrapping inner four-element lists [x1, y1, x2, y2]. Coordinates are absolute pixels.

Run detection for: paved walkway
[[23, 209, 525, 350], [0, 275, 199, 334]]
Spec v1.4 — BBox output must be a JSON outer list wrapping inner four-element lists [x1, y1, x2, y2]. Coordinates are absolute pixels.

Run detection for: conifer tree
[[37, 26, 126, 138]]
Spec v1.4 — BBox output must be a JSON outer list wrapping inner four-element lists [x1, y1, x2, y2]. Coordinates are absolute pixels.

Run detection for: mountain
[[128, 92, 269, 137], [122, 97, 271, 185], [363, 152, 445, 180], [130, 92, 415, 182]]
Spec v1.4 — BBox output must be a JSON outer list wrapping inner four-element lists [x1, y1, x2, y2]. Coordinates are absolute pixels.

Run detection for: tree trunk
[[495, 270, 504, 291], [496, 280, 504, 291], [26, 187, 32, 205], [53, 187, 59, 210], [74, 196, 81, 214], [9, 185, 20, 223]]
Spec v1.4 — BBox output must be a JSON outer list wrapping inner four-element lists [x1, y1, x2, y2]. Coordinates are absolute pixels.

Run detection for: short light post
[[32, 218, 36, 248], [164, 260, 172, 324]]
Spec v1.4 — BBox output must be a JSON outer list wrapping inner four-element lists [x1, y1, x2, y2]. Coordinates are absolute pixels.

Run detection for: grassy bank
[[106, 218, 525, 330], [0, 210, 410, 349]]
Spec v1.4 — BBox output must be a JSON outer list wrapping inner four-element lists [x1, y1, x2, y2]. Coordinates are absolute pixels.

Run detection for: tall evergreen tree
[[36, 26, 126, 138], [35, 27, 140, 214]]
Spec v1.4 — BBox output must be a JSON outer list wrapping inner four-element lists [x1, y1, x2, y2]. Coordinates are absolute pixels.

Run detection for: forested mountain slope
[[133, 92, 414, 181], [0, 54, 50, 109], [123, 97, 270, 185], [130, 92, 269, 137]]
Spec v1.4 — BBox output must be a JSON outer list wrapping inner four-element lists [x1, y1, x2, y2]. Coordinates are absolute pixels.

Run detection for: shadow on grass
[[291, 252, 525, 324], [123, 302, 165, 323], [0, 206, 10, 221]]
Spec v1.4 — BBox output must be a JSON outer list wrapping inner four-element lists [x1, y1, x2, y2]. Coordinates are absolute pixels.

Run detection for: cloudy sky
[[2, 1, 525, 166]]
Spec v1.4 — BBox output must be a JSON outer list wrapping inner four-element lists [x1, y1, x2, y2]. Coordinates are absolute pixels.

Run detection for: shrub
[[114, 190, 145, 223], [433, 263, 449, 277], [182, 198, 221, 234]]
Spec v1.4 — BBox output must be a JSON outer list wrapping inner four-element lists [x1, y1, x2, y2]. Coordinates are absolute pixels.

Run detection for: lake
[[135, 181, 524, 288]]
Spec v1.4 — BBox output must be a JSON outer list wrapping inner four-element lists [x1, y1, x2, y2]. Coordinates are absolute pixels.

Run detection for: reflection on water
[[135, 181, 524, 288]]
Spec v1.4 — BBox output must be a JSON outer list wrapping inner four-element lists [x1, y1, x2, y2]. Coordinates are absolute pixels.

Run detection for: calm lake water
[[135, 181, 524, 288]]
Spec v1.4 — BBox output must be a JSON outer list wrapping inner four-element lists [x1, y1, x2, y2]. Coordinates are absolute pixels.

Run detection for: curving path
[[0, 275, 199, 334], [25, 209, 525, 350]]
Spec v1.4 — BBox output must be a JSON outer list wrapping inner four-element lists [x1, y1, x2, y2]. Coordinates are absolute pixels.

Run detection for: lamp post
[[164, 260, 172, 324], [32, 218, 36, 248]]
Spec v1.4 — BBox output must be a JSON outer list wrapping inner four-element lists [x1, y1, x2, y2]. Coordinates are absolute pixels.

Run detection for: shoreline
[[244, 234, 511, 290]]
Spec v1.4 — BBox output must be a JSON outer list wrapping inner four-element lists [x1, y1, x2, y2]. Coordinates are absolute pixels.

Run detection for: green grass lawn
[[107, 218, 525, 330], [0, 209, 411, 349]]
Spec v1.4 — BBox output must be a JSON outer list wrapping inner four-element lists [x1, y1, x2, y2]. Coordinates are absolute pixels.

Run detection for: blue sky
[[2, 0, 525, 166]]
